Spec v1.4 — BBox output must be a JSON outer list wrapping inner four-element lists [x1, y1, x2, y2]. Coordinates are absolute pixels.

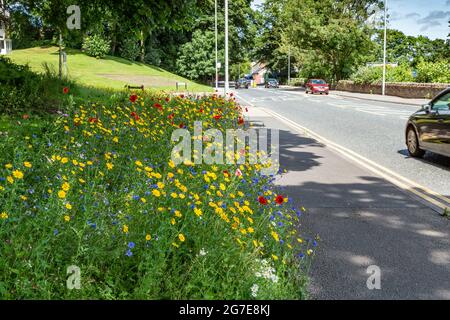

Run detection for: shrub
[[350, 64, 414, 84], [82, 34, 110, 59], [119, 38, 140, 61], [416, 61, 450, 83], [0, 57, 72, 115]]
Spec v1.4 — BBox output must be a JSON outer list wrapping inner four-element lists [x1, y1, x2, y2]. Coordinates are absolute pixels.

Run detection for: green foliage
[[350, 64, 414, 84], [416, 61, 450, 84], [283, 0, 379, 83], [82, 34, 111, 59], [119, 38, 140, 61], [176, 30, 219, 82], [0, 57, 72, 115], [0, 92, 312, 299]]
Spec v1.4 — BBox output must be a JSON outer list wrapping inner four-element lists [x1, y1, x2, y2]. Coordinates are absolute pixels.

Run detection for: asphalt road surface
[[237, 87, 450, 198], [235, 88, 450, 300]]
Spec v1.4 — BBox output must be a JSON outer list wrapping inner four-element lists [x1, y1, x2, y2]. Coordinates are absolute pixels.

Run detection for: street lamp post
[[215, 0, 218, 90], [288, 46, 291, 85], [224, 0, 229, 96], [382, 0, 387, 96]]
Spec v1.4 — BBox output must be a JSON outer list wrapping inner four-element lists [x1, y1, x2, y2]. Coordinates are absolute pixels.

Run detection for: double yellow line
[[260, 107, 450, 214]]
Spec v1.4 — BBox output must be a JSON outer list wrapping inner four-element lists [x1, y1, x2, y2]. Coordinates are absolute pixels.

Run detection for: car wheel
[[407, 127, 425, 158]]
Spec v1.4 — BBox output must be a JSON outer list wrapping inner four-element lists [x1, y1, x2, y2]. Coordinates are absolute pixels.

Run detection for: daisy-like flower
[[0, 212, 8, 219], [23, 162, 32, 168], [12, 170, 24, 179], [58, 190, 67, 199], [178, 234, 185, 242]]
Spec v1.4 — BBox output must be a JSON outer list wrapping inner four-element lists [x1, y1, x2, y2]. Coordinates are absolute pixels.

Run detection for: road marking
[[260, 107, 450, 213]]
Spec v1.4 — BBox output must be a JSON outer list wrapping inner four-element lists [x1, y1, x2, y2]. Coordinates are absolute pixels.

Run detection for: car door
[[430, 92, 450, 156]]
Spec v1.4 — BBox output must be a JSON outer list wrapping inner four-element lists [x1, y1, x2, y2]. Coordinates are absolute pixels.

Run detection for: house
[[251, 62, 268, 85], [0, 0, 11, 55]]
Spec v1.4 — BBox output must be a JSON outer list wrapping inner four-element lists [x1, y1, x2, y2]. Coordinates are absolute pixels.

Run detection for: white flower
[[199, 248, 207, 256], [251, 284, 259, 298]]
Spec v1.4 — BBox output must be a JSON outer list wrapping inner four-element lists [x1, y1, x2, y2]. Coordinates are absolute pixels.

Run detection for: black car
[[405, 87, 450, 158], [265, 78, 279, 88], [235, 78, 250, 89]]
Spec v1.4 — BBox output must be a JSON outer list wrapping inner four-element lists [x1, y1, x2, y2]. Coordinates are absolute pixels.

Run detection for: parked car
[[265, 78, 279, 88], [235, 78, 250, 89], [305, 79, 329, 95], [405, 87, 450, 158]]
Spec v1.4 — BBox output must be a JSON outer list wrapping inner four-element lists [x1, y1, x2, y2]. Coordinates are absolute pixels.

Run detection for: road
[[234, 87, 450, 299], [237, 87, 450, 201]]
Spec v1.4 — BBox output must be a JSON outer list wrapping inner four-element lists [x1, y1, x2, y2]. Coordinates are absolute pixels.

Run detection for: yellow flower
[[61, 157, 69, 164], [23, 161, 32, 168], [65, 203, 72, 210], [64, 215, 71, 222], [157, 182, 165, 189], [168, 160, 175, 168], [141, 197, 147, 203], [170, 192, 178, 199], [122, 224, 129, 233], [58, 190, 66, 199], [194, 207, 202, 217], [7, 176, 14, 184], [112, 137, 119, 143], [106, 162, 114, 170], [0, 212, 8, 219], [12, 170, 24, 179], [171, 218, 176, 225], [152, 189, 161, 197], [5, 163, 12, 169], [145, 234, 151, 241], [62, 182, 70, 191], [135, 160, 143, 167], [271, 231, 279, 242], [178, 234, 185, 242], [272, 254, 279, 261]]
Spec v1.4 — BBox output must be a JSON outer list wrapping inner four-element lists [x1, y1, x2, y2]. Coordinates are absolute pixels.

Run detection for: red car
[[305, 79, 330, 95]]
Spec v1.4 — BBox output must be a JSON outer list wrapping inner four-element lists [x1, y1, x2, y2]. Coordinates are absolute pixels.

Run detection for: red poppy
[[154, 103, 162, 110], [63, 87, 69, 94], [165, 97, 170, 102], [22, 114, 30, 120], [88, 117, 98, 123], [213, 115, 221, 121], [199, 108, 204, 113], [223, 170, 229, 177], [168, 113, 174, 120], [238, 117, 244, 125], [129, 94, 138, 103], [179, 122, 184, 128], [131, 112, 140, 121], [180, 94, 185, 99], [275, 195, 284, 205], [258, 196, 268, 205]]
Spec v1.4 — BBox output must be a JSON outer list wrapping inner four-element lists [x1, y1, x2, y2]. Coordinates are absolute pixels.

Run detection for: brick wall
[[336, 81, 449, 99]]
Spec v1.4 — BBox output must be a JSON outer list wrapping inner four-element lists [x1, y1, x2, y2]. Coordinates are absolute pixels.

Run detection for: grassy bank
[[8, 46, 212, 92]]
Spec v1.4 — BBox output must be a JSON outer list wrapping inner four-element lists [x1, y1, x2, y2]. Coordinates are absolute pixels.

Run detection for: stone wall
[[336, 81, 449, 99]]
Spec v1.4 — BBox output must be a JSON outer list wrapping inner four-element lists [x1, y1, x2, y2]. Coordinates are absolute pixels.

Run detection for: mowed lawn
[[8, 46, 212, 92]]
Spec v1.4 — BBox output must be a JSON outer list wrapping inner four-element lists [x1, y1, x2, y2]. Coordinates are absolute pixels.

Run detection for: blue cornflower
[[125, 249, 133, 257], [128, 242, 135, 249]]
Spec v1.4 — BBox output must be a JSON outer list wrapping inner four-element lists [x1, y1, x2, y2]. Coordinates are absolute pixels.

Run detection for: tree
[[176, 30, 223, 82], [283, 0, 381, 83]]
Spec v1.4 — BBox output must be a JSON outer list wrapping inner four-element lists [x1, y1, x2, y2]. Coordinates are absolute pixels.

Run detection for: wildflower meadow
[[0, 90, 314, 299]]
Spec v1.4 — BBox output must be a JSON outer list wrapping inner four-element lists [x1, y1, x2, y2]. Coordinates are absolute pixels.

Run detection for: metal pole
[[215, 0, 218, 90], [382, 0, 387, 96], [288, 46, 291, 85], [224, 0, 229, 96]]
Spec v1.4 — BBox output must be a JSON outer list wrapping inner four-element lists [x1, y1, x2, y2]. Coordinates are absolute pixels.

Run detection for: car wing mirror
[[422, 104, 431, 113]]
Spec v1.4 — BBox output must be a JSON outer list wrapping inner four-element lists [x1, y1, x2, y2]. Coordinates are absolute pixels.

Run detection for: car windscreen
[[311, 80, 326, 84]]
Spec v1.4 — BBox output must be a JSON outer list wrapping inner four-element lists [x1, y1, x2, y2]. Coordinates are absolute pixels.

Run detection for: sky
[[252, 0, 450, 40]]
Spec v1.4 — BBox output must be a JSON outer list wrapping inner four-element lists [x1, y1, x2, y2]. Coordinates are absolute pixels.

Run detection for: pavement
[[236, 88, 450, 300], [280, 85, 430, 106]]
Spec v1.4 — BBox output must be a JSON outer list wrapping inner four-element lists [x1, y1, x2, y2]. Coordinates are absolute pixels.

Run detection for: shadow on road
[[398, 149, 450, 170], [272, 125, 450, 299]]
